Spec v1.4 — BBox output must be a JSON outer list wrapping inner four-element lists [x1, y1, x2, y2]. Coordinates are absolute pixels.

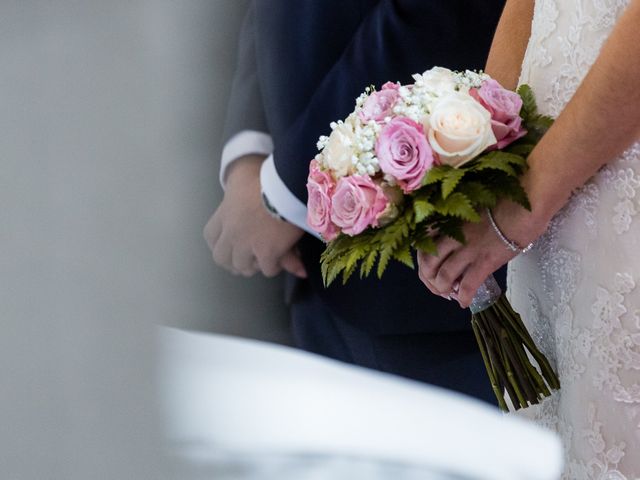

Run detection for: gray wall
[[1, 1, 289, 478]]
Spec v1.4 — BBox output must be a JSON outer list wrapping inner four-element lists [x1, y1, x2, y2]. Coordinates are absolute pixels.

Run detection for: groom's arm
[[204, 3, 306, 277], [262, 0, 506, 212], [218, 2, 272, 187], [205, 2, 306, 278]]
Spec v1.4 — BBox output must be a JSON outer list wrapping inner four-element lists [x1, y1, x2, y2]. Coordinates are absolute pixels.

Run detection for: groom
[[206, 0, 506, 403]]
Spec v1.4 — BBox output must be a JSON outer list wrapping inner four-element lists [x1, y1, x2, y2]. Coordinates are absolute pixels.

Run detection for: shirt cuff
[[220, 130, 273, 188], [260, 155, 321, 239]]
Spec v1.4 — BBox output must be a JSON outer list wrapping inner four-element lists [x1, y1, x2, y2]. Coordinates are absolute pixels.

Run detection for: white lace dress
[[507, 1, 640, 478]]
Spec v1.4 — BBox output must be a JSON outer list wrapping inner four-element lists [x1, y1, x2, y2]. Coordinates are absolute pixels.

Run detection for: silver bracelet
[[486, 208, 534, 254]]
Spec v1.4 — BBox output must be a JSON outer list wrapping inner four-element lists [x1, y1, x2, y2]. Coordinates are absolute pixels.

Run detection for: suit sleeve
[[218, 2, 274, 187], [269, 0, 505, 203], [223, 1, 269, 141]]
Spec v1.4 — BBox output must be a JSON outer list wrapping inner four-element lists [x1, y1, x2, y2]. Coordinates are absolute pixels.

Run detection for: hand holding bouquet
[[306, 67, 559, 411]]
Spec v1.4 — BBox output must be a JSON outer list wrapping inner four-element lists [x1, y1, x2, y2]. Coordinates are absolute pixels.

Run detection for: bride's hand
[[417, 202, 543, 308]]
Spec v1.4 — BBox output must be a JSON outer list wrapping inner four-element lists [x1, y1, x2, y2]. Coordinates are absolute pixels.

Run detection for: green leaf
[[505, 143, 534, 158], [324, 258, 344, 287], [422, 165, 453, 186], [393, 243, 414, 269], [434, 192, 481, 222], [321, 261, 329, 285], [413, 198, 435, 223], [321, 233, 375, 286], [342, 261, 358, 284], [493, 176, 531, 210], [345, 248, 366, 274], [533, 115, 553, 131], [438, 220, 466, 244], [523, 114, 554, 143], [517, 84, 537, 122], [413, 234, 437, 255], [457, 181, 497, 208], [517, 84, 554, 144], [360, 249, 378, 278], [442, 168, 466, 199], [379, 216, 410, 251], [377, 245, 392, 278], [471, 152, 518, 177]]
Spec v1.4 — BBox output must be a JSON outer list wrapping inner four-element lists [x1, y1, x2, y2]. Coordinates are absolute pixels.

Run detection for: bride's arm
[[484, 0, 534, 90], [501, 0, 640, 244], [418, 0, 640, 307]]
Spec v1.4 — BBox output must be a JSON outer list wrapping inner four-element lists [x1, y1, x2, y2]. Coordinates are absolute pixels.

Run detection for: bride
[[418, 0, 640, 478]]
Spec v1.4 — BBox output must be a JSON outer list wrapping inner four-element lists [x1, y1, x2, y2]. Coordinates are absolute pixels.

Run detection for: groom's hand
[[204, 154, 306, 278]]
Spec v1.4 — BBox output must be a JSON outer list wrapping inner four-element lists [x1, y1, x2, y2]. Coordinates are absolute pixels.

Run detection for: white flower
[[415, 67, 457, 96], [324, 122, 356, 178], [316, 135, 329, 151], [459, 70, 489, 89], [447, 70, 490, 93], [428, 92, 496, 167]]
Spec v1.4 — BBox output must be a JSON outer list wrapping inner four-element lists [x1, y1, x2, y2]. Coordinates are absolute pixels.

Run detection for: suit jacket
[[225, 0, 506, 335]]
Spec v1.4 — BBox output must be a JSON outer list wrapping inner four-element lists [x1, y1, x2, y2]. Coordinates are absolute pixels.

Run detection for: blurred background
[[1, 1, 289, 478]]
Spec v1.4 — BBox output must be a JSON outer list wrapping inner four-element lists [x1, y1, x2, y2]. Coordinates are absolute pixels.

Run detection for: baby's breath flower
[[317, 135, 329, 151]]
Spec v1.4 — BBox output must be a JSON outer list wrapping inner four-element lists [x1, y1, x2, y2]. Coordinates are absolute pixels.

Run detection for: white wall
[[1, 1, 289, 477]]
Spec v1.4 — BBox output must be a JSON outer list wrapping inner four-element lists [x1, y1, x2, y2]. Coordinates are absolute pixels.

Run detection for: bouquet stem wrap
[[469, 275, 560, 411]]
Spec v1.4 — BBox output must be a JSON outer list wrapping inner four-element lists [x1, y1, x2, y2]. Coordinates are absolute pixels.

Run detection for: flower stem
[[472, 318, 508, 412], [469, 293, 560, 411]]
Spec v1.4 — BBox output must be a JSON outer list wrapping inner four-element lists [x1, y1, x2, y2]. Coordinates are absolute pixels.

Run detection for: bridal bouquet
[[306, 67, 560, 411]]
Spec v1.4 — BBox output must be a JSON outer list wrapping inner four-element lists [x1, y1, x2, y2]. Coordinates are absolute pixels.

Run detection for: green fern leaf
[[422, 165, 452, 186], [377, 245, 392, 278], [493, 176, 531, 210], [517, 84, 537, 122], [345, 247, 365, 272], [528, 114, 554, 134], [413, 234, 437, 255], [342, 261, 358, 284], [434, 192, 481, 222], [438, 220, 466, 244], [324, 259, 344, 287], [360, 249, 378, 278], [413, 198, 435, 223], [458, 181, 497, 208], [471, 152, 519, 177], [442, 168, 466, 199], [506, 143, 534, 158], [380, 218, 409, 251], [393, 242, 414, 269]]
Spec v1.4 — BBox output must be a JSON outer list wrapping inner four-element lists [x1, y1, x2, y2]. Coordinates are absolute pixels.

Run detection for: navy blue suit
[[225, 0, 506, 404]]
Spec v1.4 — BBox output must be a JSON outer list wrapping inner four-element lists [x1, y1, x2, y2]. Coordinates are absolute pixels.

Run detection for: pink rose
[[471, 79, 527, 149], [306, 160, 339, 241], [381, 81, 401, 91], [376, 117, 436, 193], [358, 87, 399, 123], [330, 175, 389, 236]]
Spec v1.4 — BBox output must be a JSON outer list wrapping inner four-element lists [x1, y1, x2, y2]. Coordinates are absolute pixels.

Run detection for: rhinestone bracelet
[[486, 208, 534, 254]]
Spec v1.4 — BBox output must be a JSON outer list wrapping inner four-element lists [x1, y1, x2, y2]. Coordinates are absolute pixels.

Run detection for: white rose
[[324, 122, 356, 178], [428, 92, 497, 167], [416, 67, 457, 96]]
